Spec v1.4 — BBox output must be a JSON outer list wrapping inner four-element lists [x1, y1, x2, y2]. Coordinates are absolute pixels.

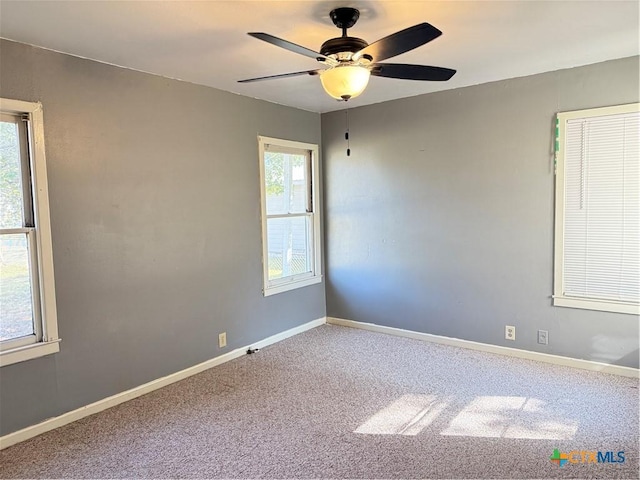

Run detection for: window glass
[[267, 216, 311, 280], [0, 119, 25, 229], [0, 233, 35, 341]]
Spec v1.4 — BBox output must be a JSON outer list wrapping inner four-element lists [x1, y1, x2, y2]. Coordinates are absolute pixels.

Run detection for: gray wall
[[0, 40, 325, 436], [322, 56, 639, 369]]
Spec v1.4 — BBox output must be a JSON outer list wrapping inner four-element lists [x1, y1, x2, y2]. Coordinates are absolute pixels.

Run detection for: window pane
[[265, 152, 308, 215], [265, 152, 286, 215], [289, 154, 307, 214], [0, 234, 35, 341], [0, 120, 25, 229], [267, 216, 311, 280]]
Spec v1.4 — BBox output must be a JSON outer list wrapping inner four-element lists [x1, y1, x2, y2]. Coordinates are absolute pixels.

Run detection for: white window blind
[[555, 104, 639, 314]]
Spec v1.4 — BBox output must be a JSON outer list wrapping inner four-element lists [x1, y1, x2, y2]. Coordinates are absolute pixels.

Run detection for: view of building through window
[[264, 151, 311, 280]]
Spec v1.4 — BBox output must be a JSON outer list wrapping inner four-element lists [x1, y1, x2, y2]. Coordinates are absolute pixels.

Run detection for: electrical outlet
[[538, 330, 549, 345], [505, 325, 516, 341], [218, 332, 227, 348]]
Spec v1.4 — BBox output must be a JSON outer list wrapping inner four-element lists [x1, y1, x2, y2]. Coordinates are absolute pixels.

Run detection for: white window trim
[[258, 136, 322, 296], [0, 98, 60, 366], [553, 102, 640, 316]]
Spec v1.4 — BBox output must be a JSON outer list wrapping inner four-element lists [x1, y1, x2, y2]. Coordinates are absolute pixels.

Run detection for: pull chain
[[345, 109, 350, 156]]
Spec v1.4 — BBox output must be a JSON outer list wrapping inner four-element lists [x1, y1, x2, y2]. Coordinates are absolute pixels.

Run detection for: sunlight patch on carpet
[[354, 394, 449, 435], [441, 395, 578, 440]]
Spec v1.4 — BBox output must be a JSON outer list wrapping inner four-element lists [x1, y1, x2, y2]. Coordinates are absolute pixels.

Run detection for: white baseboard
[[327, 317, 639, 378], [0, 317, 326, 450]]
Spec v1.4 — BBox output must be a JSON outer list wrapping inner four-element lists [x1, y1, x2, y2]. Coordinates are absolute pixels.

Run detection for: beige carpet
[[1, 324, 638, 479]]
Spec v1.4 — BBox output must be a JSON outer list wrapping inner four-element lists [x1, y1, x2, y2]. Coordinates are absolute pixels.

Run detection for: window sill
[[264, 275, 322, 297], [553, 296, 639, 315], [0, 339, 61, 367]]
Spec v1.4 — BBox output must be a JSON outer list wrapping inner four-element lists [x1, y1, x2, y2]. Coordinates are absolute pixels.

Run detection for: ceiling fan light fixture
[[240, 8, 457, 98], [320, 64, 370, 101]]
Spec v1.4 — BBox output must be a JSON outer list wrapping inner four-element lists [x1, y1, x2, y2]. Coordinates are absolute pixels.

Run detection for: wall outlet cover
[[538, 329, 549, 345], [505, 325, 516, 340]]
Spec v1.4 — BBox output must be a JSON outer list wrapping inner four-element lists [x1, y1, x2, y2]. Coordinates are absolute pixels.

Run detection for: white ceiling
[[1, 1, 638, 113]]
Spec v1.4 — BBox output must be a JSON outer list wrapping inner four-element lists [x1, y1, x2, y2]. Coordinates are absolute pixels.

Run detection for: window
[[1, 98, 59, 366], [554, 103, 639, 315], [258, 136, 321, 296]]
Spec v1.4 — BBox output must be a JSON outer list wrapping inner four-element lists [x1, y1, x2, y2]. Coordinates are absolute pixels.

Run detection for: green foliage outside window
[[0, 122, 23, 229]]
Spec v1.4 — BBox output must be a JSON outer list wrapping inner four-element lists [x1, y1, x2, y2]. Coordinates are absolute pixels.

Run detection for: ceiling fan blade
[[238, 70, 321, 83], [354, 23, 442, 62], [248, 32, 334, 63], [371, 63, 456, 81]]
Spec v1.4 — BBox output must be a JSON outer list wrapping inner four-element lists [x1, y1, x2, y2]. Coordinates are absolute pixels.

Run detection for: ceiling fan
[[238, 7, 456, 101]]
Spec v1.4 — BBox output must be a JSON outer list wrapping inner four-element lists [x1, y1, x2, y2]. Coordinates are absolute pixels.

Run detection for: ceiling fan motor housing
[[322, 7, 370, 60], [320, 37, 368, 58]]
